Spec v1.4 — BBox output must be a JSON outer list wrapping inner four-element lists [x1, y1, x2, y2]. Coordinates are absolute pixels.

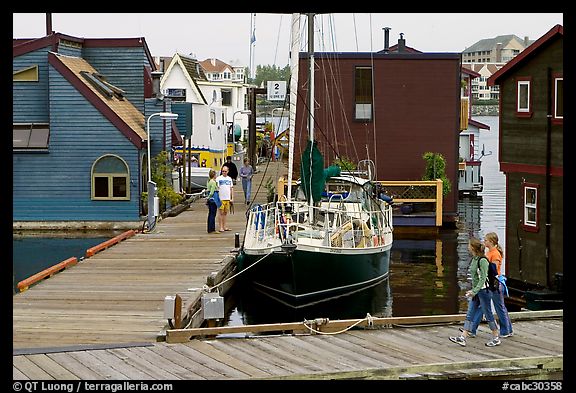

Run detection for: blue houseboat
[[13, 32, 181, 229]]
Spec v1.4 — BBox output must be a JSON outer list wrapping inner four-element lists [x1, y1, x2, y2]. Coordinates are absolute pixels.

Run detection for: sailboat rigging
[[239, 13, 394, 307]]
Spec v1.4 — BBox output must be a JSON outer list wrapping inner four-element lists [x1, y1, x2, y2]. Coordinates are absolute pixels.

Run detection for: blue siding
[[13, 48, 50, 123], [83, 47, 148, 114], [13, 66, 142, 222], [57, 42, 82, 57]]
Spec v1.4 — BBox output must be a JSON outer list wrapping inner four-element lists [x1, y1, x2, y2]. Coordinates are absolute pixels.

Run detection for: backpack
[[481, 256, 499, 291]]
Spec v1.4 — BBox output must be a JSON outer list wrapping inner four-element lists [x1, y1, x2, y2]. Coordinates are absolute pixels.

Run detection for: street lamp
[[231, 109, 252, 159], [271, 107, 285, 161], [146, 112, 178, 231]]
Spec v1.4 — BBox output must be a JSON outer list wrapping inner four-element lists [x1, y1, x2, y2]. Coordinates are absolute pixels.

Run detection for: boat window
[[91, 154, 130, 201], [13, 123, 50, 151]]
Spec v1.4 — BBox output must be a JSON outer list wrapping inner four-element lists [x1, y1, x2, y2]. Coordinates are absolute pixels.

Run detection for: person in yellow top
[[464, 232, 514, 339]]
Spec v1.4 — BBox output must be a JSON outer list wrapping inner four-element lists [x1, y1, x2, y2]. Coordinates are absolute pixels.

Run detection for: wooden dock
[[12, 160, 288, 349], [13, 315, 562, 380], [13, 160, 563, 380]]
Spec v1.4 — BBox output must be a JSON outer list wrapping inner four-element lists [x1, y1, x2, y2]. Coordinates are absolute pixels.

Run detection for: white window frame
[[523, 186, 537, 228], [517, 80, 531, 113]]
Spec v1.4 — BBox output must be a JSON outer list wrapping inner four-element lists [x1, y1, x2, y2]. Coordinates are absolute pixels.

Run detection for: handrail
[[85, 230, 136, 257], [17, 257, 78, 292]]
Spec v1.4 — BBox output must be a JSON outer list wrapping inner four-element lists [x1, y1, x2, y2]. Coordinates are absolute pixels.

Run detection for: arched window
[[91, 155, 130, 200]]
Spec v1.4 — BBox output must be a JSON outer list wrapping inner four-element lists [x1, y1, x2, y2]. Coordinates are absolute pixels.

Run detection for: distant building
[[462, 34, 533, 101]]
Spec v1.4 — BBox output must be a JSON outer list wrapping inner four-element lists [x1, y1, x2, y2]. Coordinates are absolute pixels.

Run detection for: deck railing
[[375, 179, 443, 226]]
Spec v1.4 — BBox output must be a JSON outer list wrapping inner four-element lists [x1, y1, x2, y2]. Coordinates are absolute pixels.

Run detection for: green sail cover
[[300, 140, 341, 203]]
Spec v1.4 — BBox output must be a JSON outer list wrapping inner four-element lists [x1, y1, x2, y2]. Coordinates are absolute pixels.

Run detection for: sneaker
[[459, 327, 476, 338], [501, 332, 514, 338], [485, 337, 501, 347], [449, 336, 466, 347]]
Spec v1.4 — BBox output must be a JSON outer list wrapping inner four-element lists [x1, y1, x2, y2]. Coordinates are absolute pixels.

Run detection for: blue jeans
[[463, 288, 498, 332], [242, 178, 252, 202], [469, 283, 513, 336], [207, 199, 217, 232]]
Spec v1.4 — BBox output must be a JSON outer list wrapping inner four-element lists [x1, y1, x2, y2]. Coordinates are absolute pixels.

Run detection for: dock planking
[[13, 161, 563, 380], [13, 161, 288, 349], [13, 318, 562, 380]]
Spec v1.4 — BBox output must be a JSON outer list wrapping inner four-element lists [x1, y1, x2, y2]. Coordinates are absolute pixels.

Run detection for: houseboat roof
[[488, 24, 563, 86]]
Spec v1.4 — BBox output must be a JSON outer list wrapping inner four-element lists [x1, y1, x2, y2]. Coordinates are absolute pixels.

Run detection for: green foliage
[[142, 151, 184, 210], [333, 156, 356, 172], [249, 64, 291, 87], [264, 177, 275, 203], [422, 152, 451, 197]]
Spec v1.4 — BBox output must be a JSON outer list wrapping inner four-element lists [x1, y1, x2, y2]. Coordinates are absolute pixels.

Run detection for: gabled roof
[[461, 66, 481, 79], [13, 32, 157, 71], [488, 24, 563, 86], [49, 52, 147, 148], [200, 58, 235, 73], [463, 34, 531, 53], [161, 53, 208, 104]]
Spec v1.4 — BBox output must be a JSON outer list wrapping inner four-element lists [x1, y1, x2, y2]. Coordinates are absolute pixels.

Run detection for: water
[[12, 117, 505, 320], [12, 231, 123, 293], [224, 115, 505, 325]]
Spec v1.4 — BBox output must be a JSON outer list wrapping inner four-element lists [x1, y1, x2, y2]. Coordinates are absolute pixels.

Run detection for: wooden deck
[[12, 161, 288, 349], [13, 316, 562, 380], [12, 160, 563, 380]]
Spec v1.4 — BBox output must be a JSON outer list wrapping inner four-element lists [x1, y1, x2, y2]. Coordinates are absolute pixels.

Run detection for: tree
[[249, 64, 290, 87], [421, 152, 451, 197]]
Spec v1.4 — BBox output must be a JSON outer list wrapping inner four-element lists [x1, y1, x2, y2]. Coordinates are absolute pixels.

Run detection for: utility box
[[202, 292, 224, 320], [163, 295, 176, 319]]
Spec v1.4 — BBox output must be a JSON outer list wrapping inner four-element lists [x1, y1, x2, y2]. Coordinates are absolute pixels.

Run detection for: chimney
[[383, 27, 391, 53], [46, 13, 53, 36], [151, 71, 163, 98], [398, 33, 406, 53], [495, 42, 502, 62], [524, 36, 529, 47]]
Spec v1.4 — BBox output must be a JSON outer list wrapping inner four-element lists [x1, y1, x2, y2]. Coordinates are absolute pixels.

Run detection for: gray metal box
[[202, 292, 224, 319]]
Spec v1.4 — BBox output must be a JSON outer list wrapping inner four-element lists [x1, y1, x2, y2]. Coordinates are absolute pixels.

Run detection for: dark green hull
[[240, 248, 390, 307]]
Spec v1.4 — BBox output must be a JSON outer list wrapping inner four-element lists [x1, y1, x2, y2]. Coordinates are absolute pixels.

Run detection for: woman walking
[[239, 157, 253, 205], [449, 237, 501, 347], [206, 169, 219, 234]]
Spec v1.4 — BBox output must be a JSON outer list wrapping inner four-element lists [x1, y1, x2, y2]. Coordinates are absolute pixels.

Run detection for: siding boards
[[12, 66, 140, 221], [13, 48, 50, 122]]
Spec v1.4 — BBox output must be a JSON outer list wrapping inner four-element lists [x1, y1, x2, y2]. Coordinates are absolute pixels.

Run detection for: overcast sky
[[13, 13, 563, 67]]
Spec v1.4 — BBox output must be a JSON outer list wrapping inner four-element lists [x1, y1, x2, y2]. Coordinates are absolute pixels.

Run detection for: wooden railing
[[85, 230, 136, 257], [460, 97, 469, 130], [376, 179, 444, 226]]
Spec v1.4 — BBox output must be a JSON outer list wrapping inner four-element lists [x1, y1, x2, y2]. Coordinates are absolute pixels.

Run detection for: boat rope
[[302, 313, 375, 335], [202, 252, 272, 293]]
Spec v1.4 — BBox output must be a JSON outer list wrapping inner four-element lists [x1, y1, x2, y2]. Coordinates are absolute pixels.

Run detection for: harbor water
[[13, 116, 504, 323]]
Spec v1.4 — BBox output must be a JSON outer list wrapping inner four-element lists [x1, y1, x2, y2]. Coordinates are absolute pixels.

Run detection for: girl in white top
[[216, 166, 234, 231]]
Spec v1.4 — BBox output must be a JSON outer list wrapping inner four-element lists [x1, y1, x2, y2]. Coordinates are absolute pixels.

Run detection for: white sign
[[267, 81, 287, 101]]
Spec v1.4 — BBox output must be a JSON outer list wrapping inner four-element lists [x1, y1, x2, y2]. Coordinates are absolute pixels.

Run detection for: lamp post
[[146, 112, 178, 231], [271, 107, 285, 162], [231, 109, 252, 160]]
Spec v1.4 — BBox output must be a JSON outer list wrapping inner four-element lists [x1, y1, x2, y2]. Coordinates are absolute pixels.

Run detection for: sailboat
[[239, 13, 394, 307]]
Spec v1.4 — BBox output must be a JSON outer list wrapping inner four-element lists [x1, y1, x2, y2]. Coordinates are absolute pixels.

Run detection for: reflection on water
[[225, 116, 505, 325]]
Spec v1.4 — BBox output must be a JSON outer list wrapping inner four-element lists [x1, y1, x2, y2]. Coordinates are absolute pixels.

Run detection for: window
[[354, 67, 372, 121], [222, 89, 232, 106], [522, 183, 539, 232], [91, 155, 130, 200], [553, 76, 563, 123], [166, 88, 186, 101], [13, 65, 39, 82], [516, 78, 532, 117], [13, 124, 50, 150]]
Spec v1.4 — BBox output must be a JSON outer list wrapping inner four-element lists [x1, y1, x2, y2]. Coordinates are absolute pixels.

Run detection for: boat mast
[[307, 13, 315, 208], [287, 13, 300, 201]]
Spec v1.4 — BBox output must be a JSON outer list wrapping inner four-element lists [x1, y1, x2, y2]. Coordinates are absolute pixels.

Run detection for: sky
[[13, 13, 564, 68]]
